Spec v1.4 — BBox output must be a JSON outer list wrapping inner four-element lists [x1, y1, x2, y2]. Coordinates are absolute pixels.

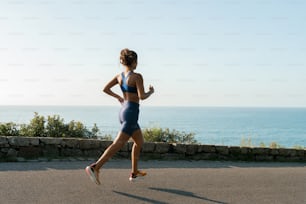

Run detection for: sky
[[0, 0, 306, 107]]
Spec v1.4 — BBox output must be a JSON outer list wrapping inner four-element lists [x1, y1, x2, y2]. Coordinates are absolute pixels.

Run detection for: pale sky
[[1, 0, 306, 107]]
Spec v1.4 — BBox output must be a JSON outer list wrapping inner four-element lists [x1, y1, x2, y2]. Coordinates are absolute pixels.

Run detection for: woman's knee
[[112, 132, 129, 148], [132, 131, 144, 147]]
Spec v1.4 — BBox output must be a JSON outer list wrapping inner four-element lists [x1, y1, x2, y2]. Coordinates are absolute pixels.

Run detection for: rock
[[84, 149, 102, 157], [120, 142, 134, 152], [237, 154, 255, 161], [186, 145, 198, 155], [155, 143, 170, 153], [286, 156, 303, 162], [193, 153, 218, 160], [202, 145, 216, 153], [0, 137, 8, 147], [296, 149, 305, 157], [100, 141, 112, 151], [28, 137, 39, 146], [61, 148, 83, 157], [114, 152, 130, 159], [140, 153, 161, 160], [1, 148, 9, 153], [288, 149, 297, 157], [197, 145, 204, 153], [255, 155, 274, 161], [270, 149, 279, 155], [40, 138, 62, 145], [240, 147, 251, 155], [62, 138, 80, 148], [215, 146, 229, 155], [18, 147, 42, 158], [8, 137, 30, 146], [120, 143, 129, 152], [162, 153, 185, 160], [79, 139, 100, 150], [229, 146, 241, 155], [252, 148, 269, 155], [275, 156, 303, 162], [42, 145, 59, 157], [173, 144, 186, 154], [278, 148, 291, 156], [142, 142, 155, 153], [7, 148, 18, 158]]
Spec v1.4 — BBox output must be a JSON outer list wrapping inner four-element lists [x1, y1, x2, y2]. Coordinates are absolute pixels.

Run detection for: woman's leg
[[94, 131, 130, 170], [131, 129, 144, 173]]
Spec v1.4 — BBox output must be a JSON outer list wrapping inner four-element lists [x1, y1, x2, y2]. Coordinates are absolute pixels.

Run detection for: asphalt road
[[0, 160, 305, 204]]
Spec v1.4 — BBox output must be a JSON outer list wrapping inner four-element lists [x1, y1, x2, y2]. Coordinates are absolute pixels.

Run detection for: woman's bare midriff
[[123, 92, 139, 104]]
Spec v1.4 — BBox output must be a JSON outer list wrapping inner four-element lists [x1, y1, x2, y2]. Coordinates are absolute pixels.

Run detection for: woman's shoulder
[[133, 72, 143, 78]]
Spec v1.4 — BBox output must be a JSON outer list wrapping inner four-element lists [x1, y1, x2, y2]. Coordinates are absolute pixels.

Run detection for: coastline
[[1, 106, 306, 148]]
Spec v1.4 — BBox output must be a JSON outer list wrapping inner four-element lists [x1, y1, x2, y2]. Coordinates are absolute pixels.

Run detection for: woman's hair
[[120, 48, 137, 67]]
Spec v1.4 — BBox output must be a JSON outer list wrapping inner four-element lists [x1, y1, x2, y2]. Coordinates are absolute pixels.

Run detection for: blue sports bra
[[120, 72, 137, 93]]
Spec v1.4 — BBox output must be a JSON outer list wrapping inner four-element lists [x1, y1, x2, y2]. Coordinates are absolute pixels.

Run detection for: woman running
[[85, 48, 154, 184]]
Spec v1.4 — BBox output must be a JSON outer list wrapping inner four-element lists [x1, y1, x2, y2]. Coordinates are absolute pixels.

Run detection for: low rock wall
[[0, 136, 305, 162]]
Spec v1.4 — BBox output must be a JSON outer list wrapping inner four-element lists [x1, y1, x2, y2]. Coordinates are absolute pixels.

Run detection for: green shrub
[[20, 112, 45, 137], [143, 127, 197, 144], [0, 112, 101, 139], [91, 123, 99, 138], [0, 122, 19, 136], [45, 114, 67, 137]]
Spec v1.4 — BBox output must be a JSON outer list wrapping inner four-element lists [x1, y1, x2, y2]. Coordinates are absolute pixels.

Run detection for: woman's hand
[[149, 85, 154, 95], [118, 97, 124, 104]]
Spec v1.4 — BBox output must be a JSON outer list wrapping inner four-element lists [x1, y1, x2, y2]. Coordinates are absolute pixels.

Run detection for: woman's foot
[[129, 170, 147, 182], [85, 163, 100, 185]]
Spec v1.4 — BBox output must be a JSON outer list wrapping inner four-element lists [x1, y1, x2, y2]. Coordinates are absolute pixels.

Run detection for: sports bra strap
[[121, 71, 133, 80], [120, 71, 137, 93]]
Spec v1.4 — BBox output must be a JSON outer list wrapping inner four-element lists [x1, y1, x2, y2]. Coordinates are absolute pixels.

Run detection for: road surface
[[0, 160, 305, 204]]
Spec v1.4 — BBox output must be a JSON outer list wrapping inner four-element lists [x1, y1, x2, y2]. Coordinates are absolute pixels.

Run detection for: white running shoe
[[129, 170, 147, 182], [85, 164, 100, 185]]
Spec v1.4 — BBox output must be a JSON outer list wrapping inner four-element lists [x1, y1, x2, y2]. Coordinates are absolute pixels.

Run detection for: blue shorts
[[119, 101, 140, 136]]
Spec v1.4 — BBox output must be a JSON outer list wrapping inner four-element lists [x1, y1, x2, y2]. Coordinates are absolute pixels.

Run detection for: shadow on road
[[113, 188, 228, 204], [149, 187, 228, 204], [113, 190, 167, 204]]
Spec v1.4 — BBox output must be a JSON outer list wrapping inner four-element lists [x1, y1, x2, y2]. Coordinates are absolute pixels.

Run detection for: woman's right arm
[[103, 75, 124, 104], [135, 74, 154, 100]]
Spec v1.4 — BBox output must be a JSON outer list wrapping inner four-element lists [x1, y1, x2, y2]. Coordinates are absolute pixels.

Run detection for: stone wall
[[0, 136, 305, 162]]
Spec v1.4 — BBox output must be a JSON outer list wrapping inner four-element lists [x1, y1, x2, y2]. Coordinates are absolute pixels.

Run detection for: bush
[[45, 115, 67, 137], [143, 127, 198, 144], [0, 112, 101, 139], [20, 112, 45, 137], [0, 122, 19, 136]]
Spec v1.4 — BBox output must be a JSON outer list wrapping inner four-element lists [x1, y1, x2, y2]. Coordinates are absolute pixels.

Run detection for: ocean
[[0, 106, 306, 148]]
